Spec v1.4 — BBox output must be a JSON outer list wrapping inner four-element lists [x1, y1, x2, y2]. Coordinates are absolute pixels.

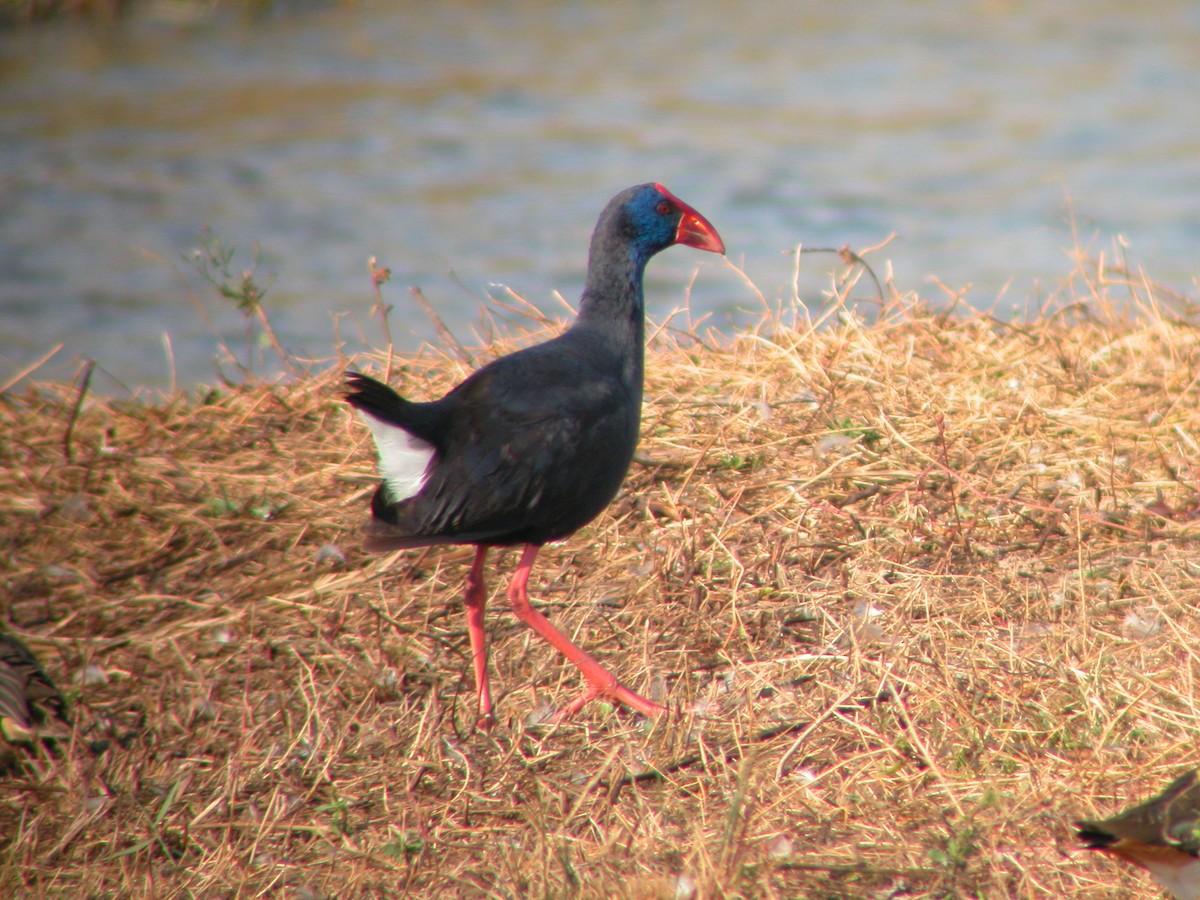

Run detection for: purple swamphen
[[346, 183, 724, 726]]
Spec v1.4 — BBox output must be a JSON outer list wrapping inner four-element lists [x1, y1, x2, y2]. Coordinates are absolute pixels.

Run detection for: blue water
[[2, 0, 1198, 390]]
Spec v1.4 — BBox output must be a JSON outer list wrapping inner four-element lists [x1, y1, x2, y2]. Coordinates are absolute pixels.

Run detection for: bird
[[346, 183, 724, 727], [1077, 769, 1200, 900], [0, 633, 68, 745]]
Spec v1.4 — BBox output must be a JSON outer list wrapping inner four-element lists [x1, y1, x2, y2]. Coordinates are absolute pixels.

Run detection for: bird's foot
[[556, 681, 666, 721], [475, 712, 496, 732]]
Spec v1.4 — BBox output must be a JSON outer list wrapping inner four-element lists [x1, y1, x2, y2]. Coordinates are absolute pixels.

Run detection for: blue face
[[588, 182, 720, 278], [622, 184, 680, 257]]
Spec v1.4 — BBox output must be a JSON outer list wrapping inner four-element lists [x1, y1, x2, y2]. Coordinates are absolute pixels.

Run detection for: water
[[2, 0, 1199, 391]]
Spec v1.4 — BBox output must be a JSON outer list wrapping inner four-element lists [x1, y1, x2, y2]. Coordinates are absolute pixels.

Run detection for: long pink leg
[[506, 544, 666, 719], [463, 546, 494, 729]]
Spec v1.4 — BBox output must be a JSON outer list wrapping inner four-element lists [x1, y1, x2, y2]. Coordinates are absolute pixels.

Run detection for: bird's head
[[610, 183, 725, 260]]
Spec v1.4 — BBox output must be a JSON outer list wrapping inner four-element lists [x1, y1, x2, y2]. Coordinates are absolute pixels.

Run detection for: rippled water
[[2, 0, 1198, 390]]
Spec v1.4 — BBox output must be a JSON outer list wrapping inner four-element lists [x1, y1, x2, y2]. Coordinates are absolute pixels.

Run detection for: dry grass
[[3, 250, 1200, 898]]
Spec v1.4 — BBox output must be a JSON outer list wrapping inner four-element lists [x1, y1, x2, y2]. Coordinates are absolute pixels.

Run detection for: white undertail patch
[[357, 410, 436, 501]]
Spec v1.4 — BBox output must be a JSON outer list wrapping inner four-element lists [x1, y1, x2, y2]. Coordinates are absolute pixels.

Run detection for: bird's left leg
[[506, 544, 665, 719]]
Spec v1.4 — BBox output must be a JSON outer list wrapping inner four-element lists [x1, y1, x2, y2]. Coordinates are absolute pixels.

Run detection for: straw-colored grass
[[3, 249, 1200, 898]]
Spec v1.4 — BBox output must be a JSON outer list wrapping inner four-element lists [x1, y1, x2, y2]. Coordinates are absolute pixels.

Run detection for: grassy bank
[[3, 253, 1200, 898]]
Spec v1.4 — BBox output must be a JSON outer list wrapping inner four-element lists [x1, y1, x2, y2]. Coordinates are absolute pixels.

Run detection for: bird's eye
[[656, 201, 671, 215]]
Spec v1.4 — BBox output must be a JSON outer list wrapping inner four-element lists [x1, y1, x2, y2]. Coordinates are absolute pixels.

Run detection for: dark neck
[[573, 229, 649, 343]]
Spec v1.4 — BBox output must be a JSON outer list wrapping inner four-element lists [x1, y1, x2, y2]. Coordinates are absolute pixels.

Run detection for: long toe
[[611, 683, 667, 718], [555, 681, 666, 721]]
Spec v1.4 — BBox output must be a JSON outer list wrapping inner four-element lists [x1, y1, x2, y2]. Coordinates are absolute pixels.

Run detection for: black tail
[[345, 371, 446, 445], [1075, 822, 1117, 849], [344, 371, 412, 424]]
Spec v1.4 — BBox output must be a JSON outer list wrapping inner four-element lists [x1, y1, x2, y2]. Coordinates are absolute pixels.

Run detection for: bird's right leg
[[463, 546, 494, 729]]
